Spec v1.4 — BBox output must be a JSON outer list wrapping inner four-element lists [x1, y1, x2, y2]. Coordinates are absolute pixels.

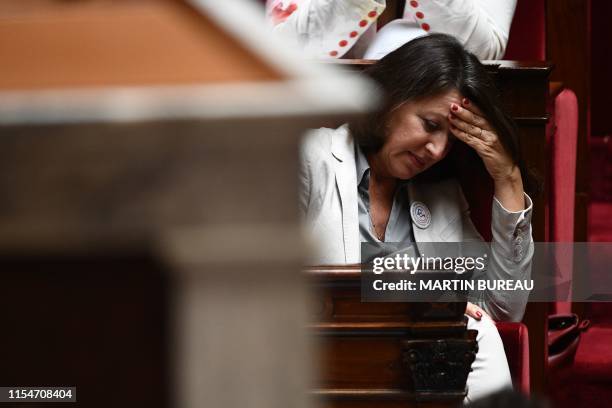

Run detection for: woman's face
[[373, 89, 462, 180]]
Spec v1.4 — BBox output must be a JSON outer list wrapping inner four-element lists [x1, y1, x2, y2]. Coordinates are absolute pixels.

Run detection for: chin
[[392, 166, 417, 180]]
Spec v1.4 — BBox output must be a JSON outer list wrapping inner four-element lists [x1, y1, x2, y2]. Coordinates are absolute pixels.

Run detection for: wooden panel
[[0, 118, 303, 249], [0, 253, 169, 408], [489, 61, 551, 395], [319, 399, 462, 408], [316, 391, 463, 408], [489, 61, 551, 120], [307, 266, 476, 408], [310, 267, 465, 324], [0, 0, 280, 89], [318, 336, 408, 389], [591, 1, 612, 136]]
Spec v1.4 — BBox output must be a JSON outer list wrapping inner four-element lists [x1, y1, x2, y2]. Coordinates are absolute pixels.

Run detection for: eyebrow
[[421, 111, 448, 121]]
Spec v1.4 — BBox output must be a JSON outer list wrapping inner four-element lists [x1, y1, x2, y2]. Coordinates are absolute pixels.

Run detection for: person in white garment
[[266, 0, 516, 60], [299, 34, 534, 402]]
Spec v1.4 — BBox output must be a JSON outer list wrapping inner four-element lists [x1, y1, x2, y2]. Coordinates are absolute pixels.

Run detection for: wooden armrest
[[550, 81, 565, 99]]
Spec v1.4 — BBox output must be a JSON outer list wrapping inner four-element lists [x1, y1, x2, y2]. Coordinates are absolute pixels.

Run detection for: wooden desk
[[307, 265, 475, 408]]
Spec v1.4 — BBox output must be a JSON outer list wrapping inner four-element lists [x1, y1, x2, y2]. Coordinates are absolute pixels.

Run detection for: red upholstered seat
[[547, 89, 579, 314], [497, 322, 530, 394], [548, 90, 579, 244]]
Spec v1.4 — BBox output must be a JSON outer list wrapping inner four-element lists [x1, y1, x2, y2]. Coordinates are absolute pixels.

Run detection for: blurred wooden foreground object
[[307, 265, 475, 408], [0, 1, 373, 408]]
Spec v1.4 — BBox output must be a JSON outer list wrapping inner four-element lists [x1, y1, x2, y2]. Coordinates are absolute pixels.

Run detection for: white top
[[266, 0, 517, 60]]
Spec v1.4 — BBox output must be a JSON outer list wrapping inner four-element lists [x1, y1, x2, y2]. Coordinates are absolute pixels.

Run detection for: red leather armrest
[[496, 321, 530, 395]]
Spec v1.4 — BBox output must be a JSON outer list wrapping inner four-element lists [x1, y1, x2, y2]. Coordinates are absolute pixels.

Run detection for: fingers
[[448, 98, 517, 183], [448, 121, 487, 152], [448, 99, 497, 151], [465, 302, 491, 321], [461, 97, 485, 118], [449, 113, 492, 142], [465, 302, 482, 320], [450, 100, 492, 132]]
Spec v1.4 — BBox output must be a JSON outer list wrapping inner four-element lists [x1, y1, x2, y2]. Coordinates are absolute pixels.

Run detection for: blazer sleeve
[[265, 0, 386, 58], [412, 0, 517, 60], [458, 188, 534, 322], [298, 137, 311, 218]]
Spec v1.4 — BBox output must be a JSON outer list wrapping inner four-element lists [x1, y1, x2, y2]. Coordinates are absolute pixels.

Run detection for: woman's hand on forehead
[[447, 98, 515, 182], [447, 98, 526, 211]]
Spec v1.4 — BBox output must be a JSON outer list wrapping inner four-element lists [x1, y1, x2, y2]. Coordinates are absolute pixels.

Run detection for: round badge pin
[[410, 201, 431, 229]]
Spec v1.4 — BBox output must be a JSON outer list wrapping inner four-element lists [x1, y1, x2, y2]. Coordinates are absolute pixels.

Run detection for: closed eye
[[422, 118, 440, 133]]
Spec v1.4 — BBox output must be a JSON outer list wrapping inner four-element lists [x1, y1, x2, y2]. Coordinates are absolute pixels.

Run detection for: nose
[[424, 133, 450, 161]]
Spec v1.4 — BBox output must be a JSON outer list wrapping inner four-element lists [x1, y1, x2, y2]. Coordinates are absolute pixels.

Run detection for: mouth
[[407, 151, 426, 169]]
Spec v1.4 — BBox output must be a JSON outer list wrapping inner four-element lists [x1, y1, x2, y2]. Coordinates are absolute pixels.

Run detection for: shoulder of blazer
[[300, 127, 334, 165], [299, 126, 343, 206], [300, 125, 353, 167]]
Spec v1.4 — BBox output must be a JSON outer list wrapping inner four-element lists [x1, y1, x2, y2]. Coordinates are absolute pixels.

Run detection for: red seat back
[[505, 0, 546, 60]]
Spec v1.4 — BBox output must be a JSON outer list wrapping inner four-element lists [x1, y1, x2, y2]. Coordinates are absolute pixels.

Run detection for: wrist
[[494, 166, 522, 187], [493, 167, 525, 211]]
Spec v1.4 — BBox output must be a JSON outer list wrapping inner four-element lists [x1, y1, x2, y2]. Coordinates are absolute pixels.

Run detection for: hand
[[448, 98, 517, 182], [465, 302, 491, 321], [448, 98, 526, 211]]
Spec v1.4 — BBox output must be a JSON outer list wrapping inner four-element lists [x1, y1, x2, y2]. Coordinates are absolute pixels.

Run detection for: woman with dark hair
[[299, 34, 534, 401]]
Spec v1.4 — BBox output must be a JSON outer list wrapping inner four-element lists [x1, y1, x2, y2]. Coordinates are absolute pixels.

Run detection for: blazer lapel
[[331, 126, 360, 263]]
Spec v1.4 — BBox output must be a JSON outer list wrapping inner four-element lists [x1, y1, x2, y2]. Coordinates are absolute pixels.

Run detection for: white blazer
[[299, 125, 534, 321]]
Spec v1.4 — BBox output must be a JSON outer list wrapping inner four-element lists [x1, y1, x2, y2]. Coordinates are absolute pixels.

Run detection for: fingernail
[[463, 98, 470, 106], [451, 104, 458, 112], [476, 311, 482, 319]]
